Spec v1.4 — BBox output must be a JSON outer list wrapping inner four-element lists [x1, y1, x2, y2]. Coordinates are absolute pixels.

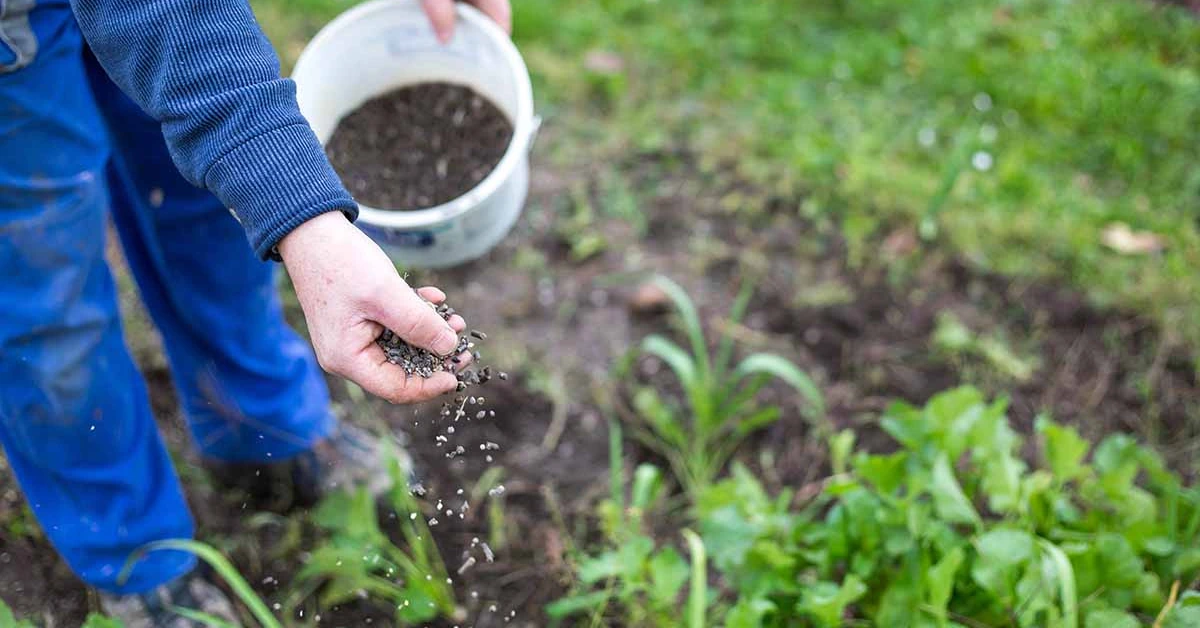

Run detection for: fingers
[[370, 282, 459, 356], [343, 352, 460, 404], [420, 0, 456, 43], [468, 0, 512, 33], [416, 286, 446, 303], [416, 286, 465, 332]]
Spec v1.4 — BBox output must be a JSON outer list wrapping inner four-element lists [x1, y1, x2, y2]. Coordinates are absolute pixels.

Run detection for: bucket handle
[[526, 115, 543, 153]]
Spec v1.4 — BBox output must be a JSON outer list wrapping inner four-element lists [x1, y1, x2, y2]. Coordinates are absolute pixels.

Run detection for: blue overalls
[[0, 0, 334, 593]]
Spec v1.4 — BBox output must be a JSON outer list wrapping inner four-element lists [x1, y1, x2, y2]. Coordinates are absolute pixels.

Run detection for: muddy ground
[[0, 144, 1196, 626]]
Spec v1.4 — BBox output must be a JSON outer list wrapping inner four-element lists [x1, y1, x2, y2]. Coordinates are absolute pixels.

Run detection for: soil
[[325, 82, 514, 211], [0, 145, 1196, 626]]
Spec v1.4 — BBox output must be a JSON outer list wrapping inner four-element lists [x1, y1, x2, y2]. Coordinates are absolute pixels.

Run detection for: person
[[0, 0, 511, 623]]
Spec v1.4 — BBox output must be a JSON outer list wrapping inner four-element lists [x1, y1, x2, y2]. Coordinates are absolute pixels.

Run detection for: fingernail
[[434, 328, 458, 355], [436, 27, 452, 43]]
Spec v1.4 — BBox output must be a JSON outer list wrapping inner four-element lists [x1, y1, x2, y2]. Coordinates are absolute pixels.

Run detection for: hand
[[278, 211, 467, 404], [420, 0, 512, 43]]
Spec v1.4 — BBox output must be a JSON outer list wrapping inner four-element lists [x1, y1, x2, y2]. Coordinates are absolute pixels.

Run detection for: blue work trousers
[[0, 0, 333, 594]]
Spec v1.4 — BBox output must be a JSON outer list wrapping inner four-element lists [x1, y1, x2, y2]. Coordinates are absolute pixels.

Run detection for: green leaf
[[1083, 608, 1139, 628], [649, 547, 690, 605], [1039, 539, 1079, 628], [650, 275, 710, 375], [642, 335, 700, 395], [699, 505, 758, 572], [682, 529, 708, 628], [577, 550, 623, 584], [926, 386, 986, 458], [631, 463, 664, 512], [80, 615, 124, 628], [170, 606, 238, 628], [1036, 416, 1090, 482], [880, 401, 927, 450], [0, 600, 35, 628], [926, 547, 965, 620], [876, 572, 922, 627], [930, 454, 981, 527], [1173, 548, 1200, 579], [733, 406, 781, 437], [725, 596, 776, 628], [796, 575, 867, 628], [545, 590, 612, 619], [313, 488, 384, 546], [633, 386, 687, 449], [121, 539, 282, 628], [971, 527, 1035, 602], [1163, 606, 1200, 628], [733, 353, 826, 422], [853, 451, 908, 495], [830, 429, 855, 475], [618, 535, 656, 581], [1093, 434, 1140, 495]]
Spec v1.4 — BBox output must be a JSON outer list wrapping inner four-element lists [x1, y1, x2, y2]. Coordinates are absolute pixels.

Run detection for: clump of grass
[[623, 275, 826, 497]]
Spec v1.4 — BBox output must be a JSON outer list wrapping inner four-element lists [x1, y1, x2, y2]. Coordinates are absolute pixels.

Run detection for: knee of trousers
[[0, 171, 143, 467]]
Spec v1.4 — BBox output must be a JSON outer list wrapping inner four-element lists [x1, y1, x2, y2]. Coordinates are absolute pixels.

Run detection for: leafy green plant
[[626, 275, 826, 497], [547, 421, 704, 626], [694, 386, 1200, 627], [290, 451, 456, 625]]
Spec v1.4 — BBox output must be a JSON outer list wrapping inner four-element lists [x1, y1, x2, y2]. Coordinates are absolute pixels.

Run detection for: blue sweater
[[70, 0, 357, 260]]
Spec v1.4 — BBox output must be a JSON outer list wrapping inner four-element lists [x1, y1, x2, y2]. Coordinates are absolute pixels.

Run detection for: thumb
[[421, 0, 456, 43], [371, 284, 460, 356]]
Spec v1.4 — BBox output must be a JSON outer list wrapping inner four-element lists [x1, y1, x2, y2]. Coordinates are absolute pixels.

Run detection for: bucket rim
[[293, 0, 536, 229]]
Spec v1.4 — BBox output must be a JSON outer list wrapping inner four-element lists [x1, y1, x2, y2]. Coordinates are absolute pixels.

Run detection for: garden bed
[[1, 146, 1194, 626]]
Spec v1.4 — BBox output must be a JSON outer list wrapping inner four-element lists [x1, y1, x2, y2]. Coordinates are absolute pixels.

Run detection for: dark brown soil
[[0, 146, 1196, 627], [325, 82, 513, 211]]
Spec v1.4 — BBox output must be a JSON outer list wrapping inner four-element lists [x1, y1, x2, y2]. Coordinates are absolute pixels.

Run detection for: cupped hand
[[278, 211, 467, 404], [420, 0, 512, 42]]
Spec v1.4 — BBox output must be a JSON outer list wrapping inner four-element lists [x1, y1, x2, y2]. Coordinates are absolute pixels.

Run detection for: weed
[[547, 421, 700, 626], [623, 275, 825, 497], [290, 449, 455, 624]]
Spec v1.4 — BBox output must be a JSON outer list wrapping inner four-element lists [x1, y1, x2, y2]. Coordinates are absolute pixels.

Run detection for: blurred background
[[1, 0, 1199, 626]]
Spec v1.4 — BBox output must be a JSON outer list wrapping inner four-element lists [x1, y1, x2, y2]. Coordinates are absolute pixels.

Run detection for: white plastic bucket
[[292, 0, 537, 268]]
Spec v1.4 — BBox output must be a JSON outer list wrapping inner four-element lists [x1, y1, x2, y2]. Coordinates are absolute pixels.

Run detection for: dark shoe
[[206, 422, 411, 510], [288, 421, 411, 507], [99, 568, 238, 628]]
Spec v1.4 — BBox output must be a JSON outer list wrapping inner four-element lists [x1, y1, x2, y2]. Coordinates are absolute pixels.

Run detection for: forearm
[[71, 0, 354, 259]]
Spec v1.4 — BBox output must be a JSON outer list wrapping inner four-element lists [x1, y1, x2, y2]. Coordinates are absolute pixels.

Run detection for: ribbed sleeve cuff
[[204, 123, 359, 260]]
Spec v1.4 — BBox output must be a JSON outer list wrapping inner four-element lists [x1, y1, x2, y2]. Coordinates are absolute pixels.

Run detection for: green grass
[[252, 0, 1200, 354], [512, 0, 1200, 349]]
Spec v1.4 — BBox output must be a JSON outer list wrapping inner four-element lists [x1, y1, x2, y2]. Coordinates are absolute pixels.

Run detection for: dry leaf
[[1101, 222, 1165, 255], [583, 50, 624, 75]]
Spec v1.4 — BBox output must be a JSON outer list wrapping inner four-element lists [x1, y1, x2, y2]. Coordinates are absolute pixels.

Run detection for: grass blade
[[121, 539, 282, 628], [170, 606, 240, 628], [682, 529, 707, 628]]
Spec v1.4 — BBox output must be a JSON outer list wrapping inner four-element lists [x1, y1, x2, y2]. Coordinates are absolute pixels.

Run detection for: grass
[[513, 0, 1200, 351], [251, 0, 1200, 356]]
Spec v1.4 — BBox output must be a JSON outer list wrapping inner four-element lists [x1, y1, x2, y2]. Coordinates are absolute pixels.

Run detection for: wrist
[[277, 210, 353, 262]]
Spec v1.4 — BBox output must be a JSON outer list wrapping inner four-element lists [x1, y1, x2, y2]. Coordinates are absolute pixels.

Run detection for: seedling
[[625, 275, 826, 496]]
